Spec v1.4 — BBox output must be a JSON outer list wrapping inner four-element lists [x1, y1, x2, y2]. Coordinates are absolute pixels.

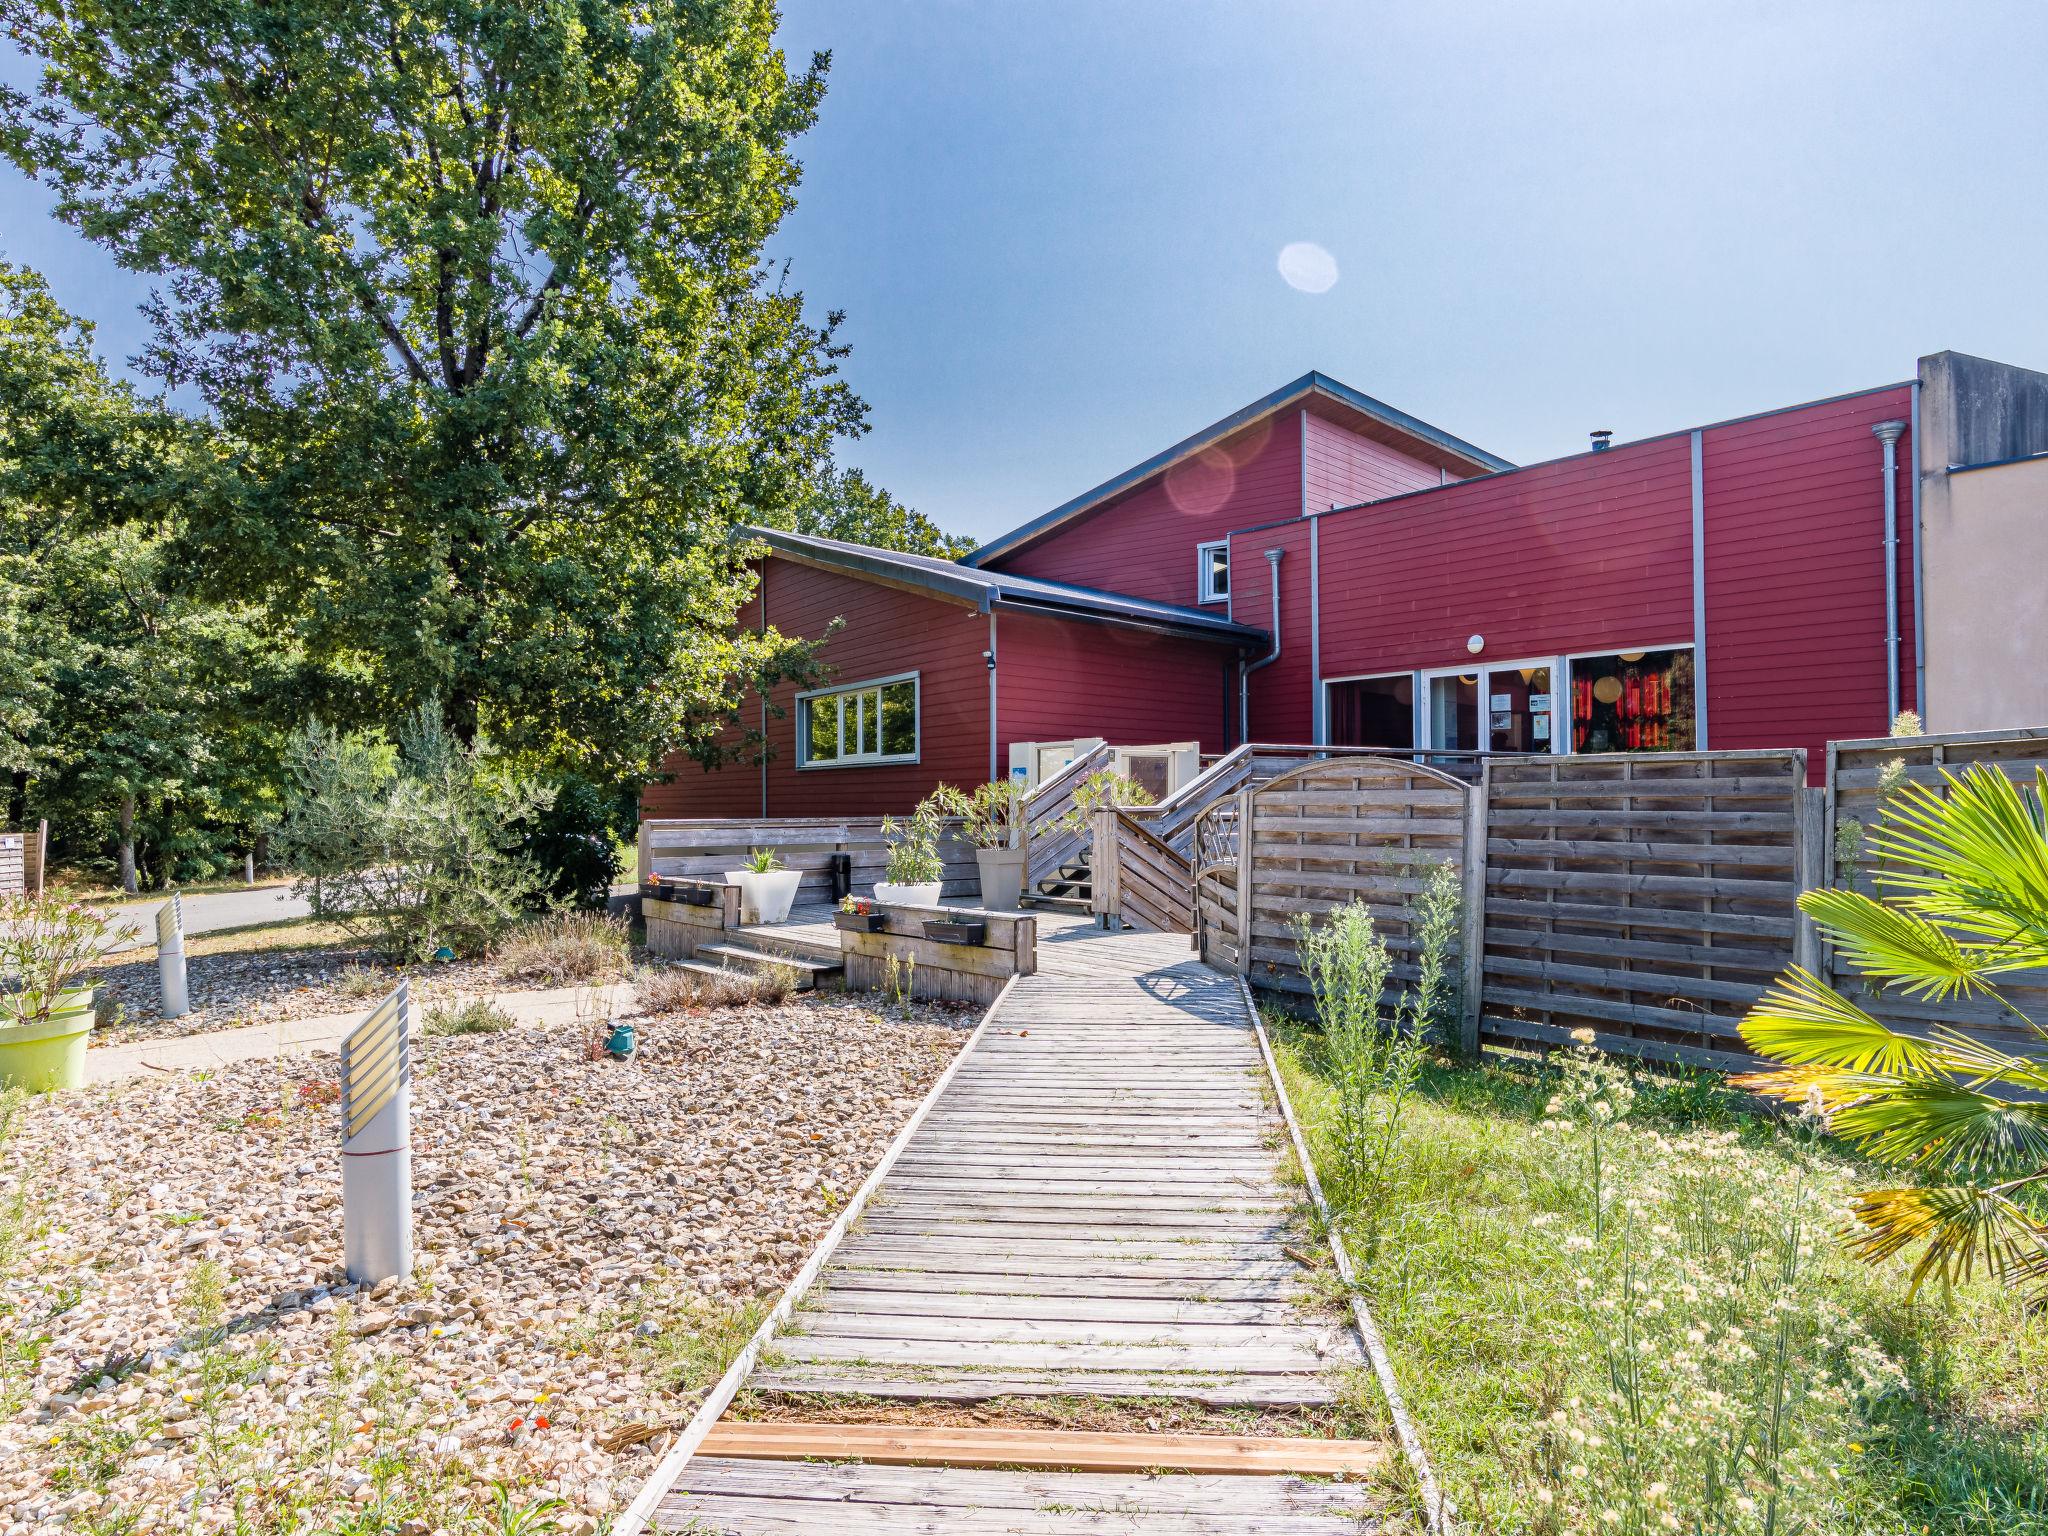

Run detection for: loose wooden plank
[[693, 1423, 1388, 1478], [672, 1458, 1367, 1513]]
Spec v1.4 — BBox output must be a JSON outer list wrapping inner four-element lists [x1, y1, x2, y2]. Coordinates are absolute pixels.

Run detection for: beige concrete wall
[[1921, 452, 2048, 733]]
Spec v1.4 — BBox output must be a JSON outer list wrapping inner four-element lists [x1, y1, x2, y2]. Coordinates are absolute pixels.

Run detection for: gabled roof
[[740, 527, 1268, 648], [963, 371, 1512, 568]]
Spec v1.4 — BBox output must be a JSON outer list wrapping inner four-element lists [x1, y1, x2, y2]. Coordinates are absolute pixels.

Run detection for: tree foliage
[[3, 0, 863, 781], [1738, 764, 2048, 1298], [772, 463, 975, 559], [275, 706, 551, 960], [1, 261, 294, 888]]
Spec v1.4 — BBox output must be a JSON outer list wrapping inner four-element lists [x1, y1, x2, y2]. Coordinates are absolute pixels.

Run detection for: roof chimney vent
[[1590, 430, 1614, 453]]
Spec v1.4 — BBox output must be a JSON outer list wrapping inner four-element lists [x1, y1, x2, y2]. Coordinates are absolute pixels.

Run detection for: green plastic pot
[[0, 986, 95, 1093]]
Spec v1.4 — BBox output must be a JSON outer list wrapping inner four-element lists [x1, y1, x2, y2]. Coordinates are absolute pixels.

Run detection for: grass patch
[[493, 911, 631, 987], [1269, 1018, 2048, 1535], [422, 998, 517, 1036]]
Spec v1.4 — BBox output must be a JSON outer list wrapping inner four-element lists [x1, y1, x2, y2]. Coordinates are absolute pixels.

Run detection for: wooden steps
[[691, 940, 843, 992], [698, 1421, 1388, 1477]]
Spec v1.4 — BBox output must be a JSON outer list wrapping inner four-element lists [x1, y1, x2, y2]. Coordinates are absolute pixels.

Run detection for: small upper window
[[1197, 541, 1229, 604]]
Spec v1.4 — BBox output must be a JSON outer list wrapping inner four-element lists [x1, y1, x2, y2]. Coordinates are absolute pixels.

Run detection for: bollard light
[[156, 893, 189, 1019], [340, 980, 414, 1284]]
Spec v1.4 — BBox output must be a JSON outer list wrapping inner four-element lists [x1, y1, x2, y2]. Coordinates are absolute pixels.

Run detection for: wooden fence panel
[[1237, 757, 1470, 1000], [1102, 810, 1194, 933], [1477, 751, 1807, 1070], [1825, 725, 2048, 1058]]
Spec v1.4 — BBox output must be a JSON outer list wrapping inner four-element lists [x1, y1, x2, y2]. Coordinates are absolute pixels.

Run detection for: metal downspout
[[1309, 516, 1323, 743], [1239, 548, 1285, 743], [1873, 420, 1908, 724], [759, 558, 770, 818], [1909, 383, 1925, 718], [986, 611, 999, 784], [1690, 430, 1709, 750]]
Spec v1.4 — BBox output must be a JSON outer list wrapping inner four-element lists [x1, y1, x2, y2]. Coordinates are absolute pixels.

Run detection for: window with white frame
[[1196, 541, 1229, 603], [798, 673, 919, 767]]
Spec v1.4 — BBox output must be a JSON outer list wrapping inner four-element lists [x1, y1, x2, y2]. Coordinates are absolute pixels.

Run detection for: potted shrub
[[834, 895, 888, 933], [938, 780, 1026, 909], [875, 795, 946, 907], [0, 897, 135, 1093], [724, 847, 802, 924]]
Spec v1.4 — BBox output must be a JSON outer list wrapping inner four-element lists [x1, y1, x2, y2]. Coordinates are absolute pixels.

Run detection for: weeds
[[1290, 861, 1461, 1248], [424, 998, 517, 1036], [493, 910, 630, 987], [634, 963, 794, 1012], [335, 963, 389, 999]]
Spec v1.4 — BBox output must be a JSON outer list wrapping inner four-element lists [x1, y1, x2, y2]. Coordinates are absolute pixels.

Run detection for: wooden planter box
[[834, 910, 888, 933], [650, 883, 719, 907], [922, 919, 987, 946]]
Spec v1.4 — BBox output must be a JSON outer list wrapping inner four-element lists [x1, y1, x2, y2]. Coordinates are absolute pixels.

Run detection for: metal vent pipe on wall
[[1873, 419, 1907, 724], [1239, 548, 1285, 742]]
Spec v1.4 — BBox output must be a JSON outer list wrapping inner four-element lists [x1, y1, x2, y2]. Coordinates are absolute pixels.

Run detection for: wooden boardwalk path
[[645, 924, 1386, 1533]]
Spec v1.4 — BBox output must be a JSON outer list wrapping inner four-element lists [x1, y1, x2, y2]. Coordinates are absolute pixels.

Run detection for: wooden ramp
[[646, 925, 1385, 1533]]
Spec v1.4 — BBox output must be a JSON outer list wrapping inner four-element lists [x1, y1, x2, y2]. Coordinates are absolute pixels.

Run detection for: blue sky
[[7, 3, 2048, 544]]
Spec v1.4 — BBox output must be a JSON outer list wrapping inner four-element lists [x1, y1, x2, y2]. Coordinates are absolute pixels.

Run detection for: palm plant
[[1737, 763, 2048, 1297]]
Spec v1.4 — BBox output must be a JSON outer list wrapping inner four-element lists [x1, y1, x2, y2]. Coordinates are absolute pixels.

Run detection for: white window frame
[[1418, 656, 1567, 756], [1195, 540, 1229, 605], [796, 670, 921, 769], [1562, 642, 1696, 755]]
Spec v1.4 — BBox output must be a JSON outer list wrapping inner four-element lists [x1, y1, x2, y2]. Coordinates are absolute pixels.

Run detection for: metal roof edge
[[1318, 378, 1921, 522], [740, 526, 1264, 646], [963, 372, 1508, 568]]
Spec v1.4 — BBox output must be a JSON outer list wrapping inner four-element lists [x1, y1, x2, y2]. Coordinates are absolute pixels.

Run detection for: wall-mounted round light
[[1466, 634, 1484, 655]]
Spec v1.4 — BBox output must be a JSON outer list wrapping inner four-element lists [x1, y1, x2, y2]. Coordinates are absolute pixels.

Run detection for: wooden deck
[[645, 920, 1385, 1533]]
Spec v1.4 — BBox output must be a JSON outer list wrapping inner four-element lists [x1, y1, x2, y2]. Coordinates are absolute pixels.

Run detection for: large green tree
[[1, 261, 295, 889], [2, 0, 860, 783]]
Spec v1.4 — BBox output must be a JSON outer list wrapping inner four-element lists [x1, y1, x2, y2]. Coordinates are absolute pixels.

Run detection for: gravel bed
[[79, 946, 506, 1045], [0, 993, 973, 1531]]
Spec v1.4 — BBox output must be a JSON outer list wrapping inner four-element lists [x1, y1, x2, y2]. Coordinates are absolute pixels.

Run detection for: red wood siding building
[[647, 367, 1940, 820], [643, 534, 1257, 821]]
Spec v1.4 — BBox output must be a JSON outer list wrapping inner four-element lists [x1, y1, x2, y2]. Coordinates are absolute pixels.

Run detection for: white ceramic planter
[[974, 846, 1027, 910], [725, 869, 802, 924], [874, 881, 943, 908]]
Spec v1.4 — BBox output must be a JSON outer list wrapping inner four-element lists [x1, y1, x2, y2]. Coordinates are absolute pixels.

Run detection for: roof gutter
[[1238, 548, 1284, 742], [991, 593, 1264, 647]]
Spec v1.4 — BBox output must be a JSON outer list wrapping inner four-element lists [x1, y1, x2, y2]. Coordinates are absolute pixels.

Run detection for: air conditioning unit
[[1006, 738, 1200, 801]]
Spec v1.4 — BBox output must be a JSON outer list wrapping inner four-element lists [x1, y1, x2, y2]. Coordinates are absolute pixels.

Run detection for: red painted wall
[[1229, 519, 1315, 743], [1701, 386, 1916, 765], [641, 556, 990, 820], [1303, 406, 1450, 511], [1315, 434, 1698, 679], [1305, 386, 1915, 782], [997, 611, 1235, 755], [987, 412, 1305, 608], [643, 556, 1246, 820]]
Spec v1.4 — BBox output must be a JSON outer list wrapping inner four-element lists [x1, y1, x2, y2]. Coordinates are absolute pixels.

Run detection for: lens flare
[[1277, 241, 1338, 294]]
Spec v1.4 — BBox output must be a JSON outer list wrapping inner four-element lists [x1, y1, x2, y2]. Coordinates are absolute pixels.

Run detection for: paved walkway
[[82, 982, 617, 1086], [653, 924, 1381, 1532], [102, 884, 312, 952]]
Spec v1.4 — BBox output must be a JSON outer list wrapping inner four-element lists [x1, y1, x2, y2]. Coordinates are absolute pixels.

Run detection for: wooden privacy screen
[[639, 818, 979, 903], [1475, 751, 1814, 1071], [1826, 726, 2048, 1059], [1093, 809, 1194, 933], [1230, 757, 1471, 1000]]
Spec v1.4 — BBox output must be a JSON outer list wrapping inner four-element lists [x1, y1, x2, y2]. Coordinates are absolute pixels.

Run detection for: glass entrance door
[[1427, 674, 1480, 751], [1486, 664, 1553, 752], [1425, 660, 1560, 755]]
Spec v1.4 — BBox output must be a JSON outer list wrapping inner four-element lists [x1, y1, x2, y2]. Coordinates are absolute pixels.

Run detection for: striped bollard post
[[155, 893, 189, 1019], [341, 980, 414, 1284]]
